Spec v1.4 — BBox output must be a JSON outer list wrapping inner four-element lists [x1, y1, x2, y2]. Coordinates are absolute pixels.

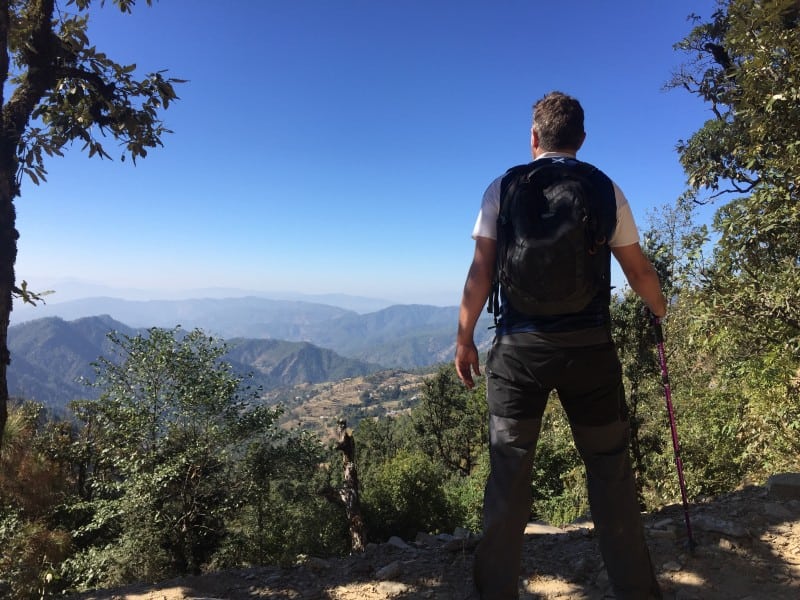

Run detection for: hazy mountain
[[11, 278, 397, 314], [225, 338, 382, 390], [9, 296, 496, 368], [11, 296, 355, 334], [7, 316, 138, 413], [7, 315, 383, 414]]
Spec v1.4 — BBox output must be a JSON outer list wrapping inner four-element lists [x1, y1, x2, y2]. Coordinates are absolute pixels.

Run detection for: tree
[[362, 449, 453, 542], [0, 402, 74, 598], [0, 0, 183, 446], [319, 418, 367, 553], [668, 0, 800, 350], [71, 327, 282, 584], [664, 0, 800, 486], [411, 364, 487, 476]]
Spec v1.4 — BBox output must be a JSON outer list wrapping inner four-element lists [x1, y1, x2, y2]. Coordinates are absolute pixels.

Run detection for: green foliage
[[0, 0, 184, 460], [63, 328, 257, 583], [411, 364, 487, 476], [663, 0, 800, 496], [353, 364, 489, 539], [223, 430, 349, 566], [0, 509, 71, 600], [61, 327, 332, 589], [670, 0, 800, 351], [355, 413, 411, 477], [1, 330, 353, 595], [441, 448, 489, 533], [362, 449, 454, 541], [9, 1, 185, 182], [0, 403, 75, 599], [529, 402, 587, 526]]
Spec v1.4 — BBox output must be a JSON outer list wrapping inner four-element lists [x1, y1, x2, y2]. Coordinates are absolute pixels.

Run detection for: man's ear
[[575, 131, 586, 151], [531, 128, 540, 157]]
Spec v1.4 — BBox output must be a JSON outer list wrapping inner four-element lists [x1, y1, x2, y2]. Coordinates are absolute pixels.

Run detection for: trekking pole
[[650, 313, 696, 550]]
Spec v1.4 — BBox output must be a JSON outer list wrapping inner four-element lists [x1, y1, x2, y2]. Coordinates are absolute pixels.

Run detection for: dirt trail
[[71, 483, 800, 600]]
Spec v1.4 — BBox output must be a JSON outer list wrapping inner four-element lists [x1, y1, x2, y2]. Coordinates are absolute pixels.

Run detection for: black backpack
[[489, 158, 616, 319]]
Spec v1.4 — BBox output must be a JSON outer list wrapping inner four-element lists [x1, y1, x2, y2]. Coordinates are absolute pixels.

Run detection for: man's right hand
[[455, 341, 481, 389]]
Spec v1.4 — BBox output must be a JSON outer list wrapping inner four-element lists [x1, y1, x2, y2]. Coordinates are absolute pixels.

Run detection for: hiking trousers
[[473, 334, 662, 600]]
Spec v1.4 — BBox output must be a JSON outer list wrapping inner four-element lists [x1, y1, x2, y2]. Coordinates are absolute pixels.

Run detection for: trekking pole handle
[[646, 309, 664, 344]]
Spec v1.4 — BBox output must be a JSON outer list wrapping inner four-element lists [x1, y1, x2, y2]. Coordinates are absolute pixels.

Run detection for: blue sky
[[14, 0, 718, 307]]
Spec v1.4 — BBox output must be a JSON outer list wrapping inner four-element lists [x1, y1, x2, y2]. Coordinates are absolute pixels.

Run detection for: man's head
[[531, 91, 586, 157]]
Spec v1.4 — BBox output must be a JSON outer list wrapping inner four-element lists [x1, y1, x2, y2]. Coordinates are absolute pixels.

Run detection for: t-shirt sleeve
[[609, 181, 640, 248], [471, 176, 503, 240]]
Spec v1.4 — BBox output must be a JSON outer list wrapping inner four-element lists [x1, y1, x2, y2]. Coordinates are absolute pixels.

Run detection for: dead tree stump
[[321, 418, 367, 552]]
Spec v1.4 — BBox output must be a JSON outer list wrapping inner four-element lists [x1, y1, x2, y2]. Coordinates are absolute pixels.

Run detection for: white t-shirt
[[472, 154, 640, 247]]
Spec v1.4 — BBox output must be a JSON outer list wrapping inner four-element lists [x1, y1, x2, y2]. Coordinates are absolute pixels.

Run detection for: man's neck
[[533, 149, 577, 160]]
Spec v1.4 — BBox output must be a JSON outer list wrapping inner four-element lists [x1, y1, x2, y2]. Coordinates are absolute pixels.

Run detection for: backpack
[[488, 158, 615, 319]]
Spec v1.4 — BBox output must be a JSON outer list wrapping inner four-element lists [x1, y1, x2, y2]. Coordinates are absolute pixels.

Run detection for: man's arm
[[611, 243, 667, 317], [455, 236, 496, 389]]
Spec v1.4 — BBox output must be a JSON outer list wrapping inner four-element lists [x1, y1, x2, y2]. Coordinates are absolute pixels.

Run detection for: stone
[[649, 528, 678, 539], [415, 531, 437, 546], [524, 521, 564, 535], [693, 515, 750, 538], [767, 473, 800, 501], [763, 502, 793, 520], [651, 518, 675, 529], [718, 538, 734, 551], [386, 536, 412, 550], [306, 557, 330, 571], [376, 581, 410, 596], [375, 560, 402, 579]]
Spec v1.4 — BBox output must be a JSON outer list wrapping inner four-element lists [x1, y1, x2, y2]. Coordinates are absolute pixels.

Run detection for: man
[[455, 91, 666, 600]]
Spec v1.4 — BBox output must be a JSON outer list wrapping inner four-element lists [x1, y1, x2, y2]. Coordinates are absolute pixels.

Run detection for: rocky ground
[[71, 475, 800, 600]]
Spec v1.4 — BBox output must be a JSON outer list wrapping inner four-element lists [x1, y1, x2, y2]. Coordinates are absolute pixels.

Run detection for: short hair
[[532, 91, 585, 152]]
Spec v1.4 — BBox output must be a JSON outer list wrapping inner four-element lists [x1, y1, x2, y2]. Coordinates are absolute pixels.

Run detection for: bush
[[0, 510, 71, 599], [362, 450, 453, 541], [442, 447, 490, 533]]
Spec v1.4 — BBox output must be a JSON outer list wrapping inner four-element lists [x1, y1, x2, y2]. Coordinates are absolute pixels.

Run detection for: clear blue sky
[[15, 0, 718, 307]]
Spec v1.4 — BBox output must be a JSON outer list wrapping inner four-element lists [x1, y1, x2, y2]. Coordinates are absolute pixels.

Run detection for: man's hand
[[455, 236, 495, 390], [455, 341, 481, 389]]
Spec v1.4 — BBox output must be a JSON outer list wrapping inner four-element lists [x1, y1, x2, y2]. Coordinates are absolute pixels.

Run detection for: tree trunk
[[320, 419, 367, 553], [0, 0, 10, 453], [0, 164, 18, 453], [337, 421, 367, 553]]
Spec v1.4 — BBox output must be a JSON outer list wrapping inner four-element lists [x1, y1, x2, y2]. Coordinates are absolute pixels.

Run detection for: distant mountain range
[[10, 296, 495, 368], [7, 297, 496, 414], [8, 315, 384, 414]]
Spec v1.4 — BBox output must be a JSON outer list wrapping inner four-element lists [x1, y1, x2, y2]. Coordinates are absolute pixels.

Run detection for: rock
[[718, 538, 734, 550], [415, 531, 438, 546], [763, 502, 793, 520], [375, 560, 402, 579], [443, 535, 480, 552], [386, 536, 412, 550], [306, 557, 330, 571], [649, 528, 678, 539], [693, 514, 750, 537], [651, 518, 674, 530], [524, 521, 564, 535], [376, 580, 410, 596], [767, 473, 800, 501], [675, 590, 703, 600]]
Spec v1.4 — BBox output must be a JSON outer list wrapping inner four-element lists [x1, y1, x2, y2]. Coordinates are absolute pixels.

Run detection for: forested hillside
[[12, 299, 495, 368], [7, 316, 385, 413]]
